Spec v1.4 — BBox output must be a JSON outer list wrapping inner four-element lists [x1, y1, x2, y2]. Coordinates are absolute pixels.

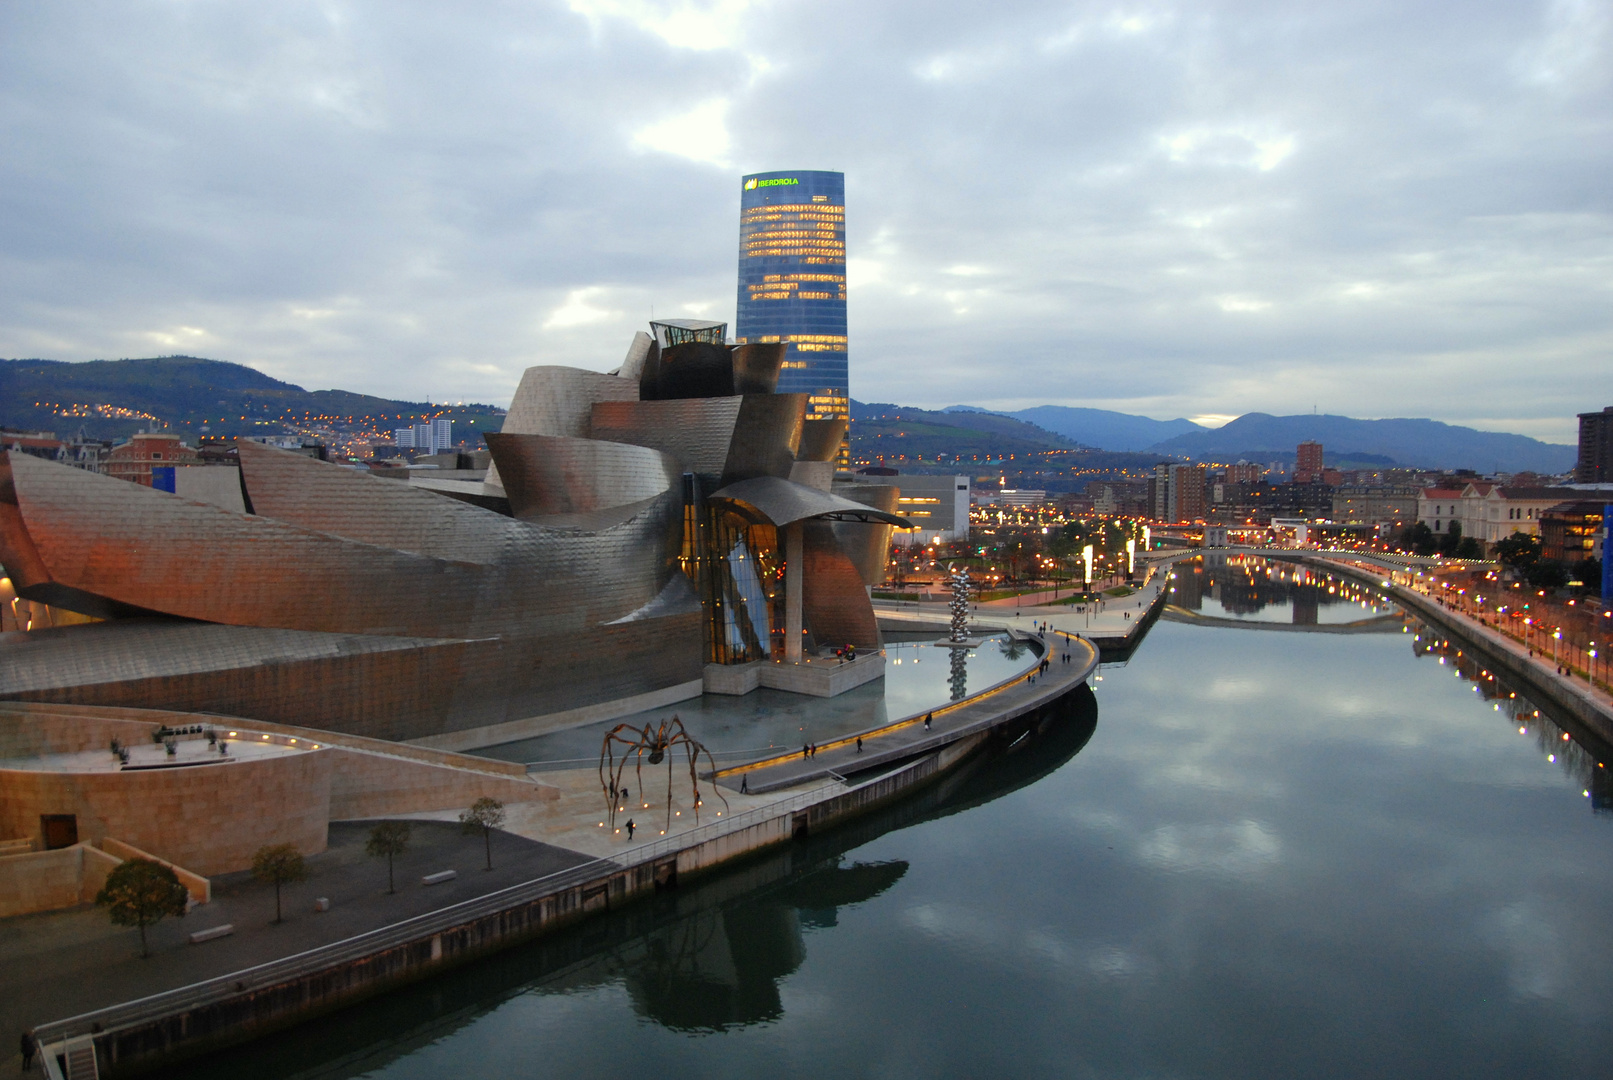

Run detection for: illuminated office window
[[736, 170, 850, 467]]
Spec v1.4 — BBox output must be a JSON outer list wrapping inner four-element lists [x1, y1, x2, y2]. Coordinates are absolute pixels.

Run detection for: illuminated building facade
[[736, 170, 849, 467]]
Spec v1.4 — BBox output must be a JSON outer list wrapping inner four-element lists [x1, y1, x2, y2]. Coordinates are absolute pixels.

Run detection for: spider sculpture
[[600, 715, 728, 833]]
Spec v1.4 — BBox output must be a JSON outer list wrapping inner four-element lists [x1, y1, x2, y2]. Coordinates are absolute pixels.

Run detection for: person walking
[[856, 736, 863, 753], [740, 774, 749, 794], [803, 743, 810, 760], [924, 712, 932, 731], [20, 1030, 37, 1073], [626, 818, 636, 839]]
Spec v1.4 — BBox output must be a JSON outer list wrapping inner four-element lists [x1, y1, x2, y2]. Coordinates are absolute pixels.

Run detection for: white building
[[1418, 483, 1578, 544], [851, 473, 970, 546]]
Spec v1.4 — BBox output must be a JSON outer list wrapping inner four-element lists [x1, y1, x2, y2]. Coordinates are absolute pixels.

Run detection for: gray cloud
[[1, 0, 1607, 440]]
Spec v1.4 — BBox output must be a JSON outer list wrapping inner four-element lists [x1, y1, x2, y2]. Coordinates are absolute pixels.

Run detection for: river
[[177, 556, 1613, 1079]]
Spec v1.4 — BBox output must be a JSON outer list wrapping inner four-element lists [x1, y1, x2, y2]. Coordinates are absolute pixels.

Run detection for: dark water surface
[[184, 566, 1613, 1079]]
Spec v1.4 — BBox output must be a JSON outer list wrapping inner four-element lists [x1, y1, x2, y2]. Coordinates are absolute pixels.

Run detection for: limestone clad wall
[[0, 843, 122, 917], [0, 749, 332, 877], [322, 748, 554, 820]]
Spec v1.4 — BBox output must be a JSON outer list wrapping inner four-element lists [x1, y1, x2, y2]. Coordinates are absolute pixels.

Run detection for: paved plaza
[[0, 821, 590, 1069]]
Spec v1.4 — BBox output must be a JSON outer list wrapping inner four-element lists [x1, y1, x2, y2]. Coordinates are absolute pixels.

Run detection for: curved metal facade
[[1, 321, 916, 742]]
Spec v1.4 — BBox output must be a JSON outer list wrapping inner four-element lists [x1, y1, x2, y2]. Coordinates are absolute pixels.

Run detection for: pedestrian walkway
[[715, 633, 1100, 793], [1308, 553, 1613, 724]]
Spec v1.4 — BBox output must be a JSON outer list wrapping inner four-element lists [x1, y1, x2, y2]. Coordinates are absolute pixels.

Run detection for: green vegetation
[[1394, 520, 1482, 560], [1102, 586, 1134, 598], [1495, 531, 1598, 591], [96, 858, 188, 957], [871, 591, 920, 601], [251, 843, 307, 924]]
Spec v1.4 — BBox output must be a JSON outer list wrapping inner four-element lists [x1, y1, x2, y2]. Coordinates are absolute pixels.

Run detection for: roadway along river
[[177, 556, 1613, 1080]]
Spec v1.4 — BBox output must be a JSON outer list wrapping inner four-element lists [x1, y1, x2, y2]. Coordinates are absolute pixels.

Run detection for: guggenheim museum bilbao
[[0, 320, 910, 751]]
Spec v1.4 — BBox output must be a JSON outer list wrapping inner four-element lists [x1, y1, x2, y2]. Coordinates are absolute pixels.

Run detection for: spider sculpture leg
[[599, 724, 651, 829]]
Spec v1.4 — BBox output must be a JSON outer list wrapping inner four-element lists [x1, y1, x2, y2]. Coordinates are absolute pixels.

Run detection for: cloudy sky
[[1, 1, 1607, 441]]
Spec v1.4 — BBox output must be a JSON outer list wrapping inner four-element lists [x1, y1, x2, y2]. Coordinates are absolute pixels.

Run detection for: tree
[[1454, 536, 1483, 559], [366, 821, 411, 893], [1437, 520, 1464, 556], [1398, 522, 1436, 557], [1494, 532, 1541, 569], [460, 797, 507, 871], [1526, 560, 1570, 589], [96, 858, 188, 957], [251, 843, 307, 924]]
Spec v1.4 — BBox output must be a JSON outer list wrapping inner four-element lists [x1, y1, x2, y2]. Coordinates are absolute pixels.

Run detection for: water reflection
[[170, 688, 1099, 1079], [1407, 621, 1612, 812], [1168, 552, 1398, 627]]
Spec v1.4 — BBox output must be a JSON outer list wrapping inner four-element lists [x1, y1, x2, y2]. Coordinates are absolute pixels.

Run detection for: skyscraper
[[1576, 406, 1613, 484], [736, 170, 848, 467], [1295, 441, 1323, 483]]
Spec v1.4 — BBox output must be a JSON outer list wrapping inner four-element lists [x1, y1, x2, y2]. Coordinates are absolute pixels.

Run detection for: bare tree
[[459, 797, 507, 871], [366, 821, 411, 893]]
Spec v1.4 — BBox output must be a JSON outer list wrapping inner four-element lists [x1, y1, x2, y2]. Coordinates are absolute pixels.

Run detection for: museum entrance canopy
[[709, 476, 912, 530]]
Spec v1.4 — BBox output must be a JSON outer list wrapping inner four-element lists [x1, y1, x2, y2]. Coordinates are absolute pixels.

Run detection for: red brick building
[[105, 433, 199, 486]]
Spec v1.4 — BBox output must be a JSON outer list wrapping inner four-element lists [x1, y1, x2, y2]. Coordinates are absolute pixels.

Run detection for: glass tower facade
[[735, 170, 848, 467]]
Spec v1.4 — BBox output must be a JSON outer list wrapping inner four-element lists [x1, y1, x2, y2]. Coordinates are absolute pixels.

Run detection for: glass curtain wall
[[682, 484, 785, 665], [736, 170, 849, 468]]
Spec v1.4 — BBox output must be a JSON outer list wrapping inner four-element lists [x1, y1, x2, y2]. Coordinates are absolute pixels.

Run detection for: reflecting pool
[[183, 560, 1613, 1079], [480, 635, 1038, 769]]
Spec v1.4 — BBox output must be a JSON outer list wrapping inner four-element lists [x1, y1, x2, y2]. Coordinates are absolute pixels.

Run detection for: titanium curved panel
[[2, 452, 485, 637], [721, 394, 806, 484], [708, 476, 913, 529], [829, 483, 900, 587], [802, 520, 881, 649], [615, 332, 654, 383], [489, 366, 640, 491], [502, 366, 641, 439], [589, 398, 744, 478], [732, 343, 785, 395], [11, 450, 682, 639], [238, 440, 515, 564], [484, 433, 679, 518], [797, 418, 848, 462]]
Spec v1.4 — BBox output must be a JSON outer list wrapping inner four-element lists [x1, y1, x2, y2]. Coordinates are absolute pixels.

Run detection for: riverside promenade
[[1285, 549, 1613, 743], [24, 635, 1098, 1078]]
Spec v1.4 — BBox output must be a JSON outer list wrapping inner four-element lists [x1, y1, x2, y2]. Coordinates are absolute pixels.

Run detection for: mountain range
[[0, 356, 505, 444], [1, 356, 1578, 475], [946, 405, 1203, 452], [947, 405, 1574, 474]]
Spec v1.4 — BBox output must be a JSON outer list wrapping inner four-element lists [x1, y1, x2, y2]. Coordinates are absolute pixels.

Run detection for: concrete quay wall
[[38, 684, 1090, 1076], [1290, 555, 1613, 746]]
